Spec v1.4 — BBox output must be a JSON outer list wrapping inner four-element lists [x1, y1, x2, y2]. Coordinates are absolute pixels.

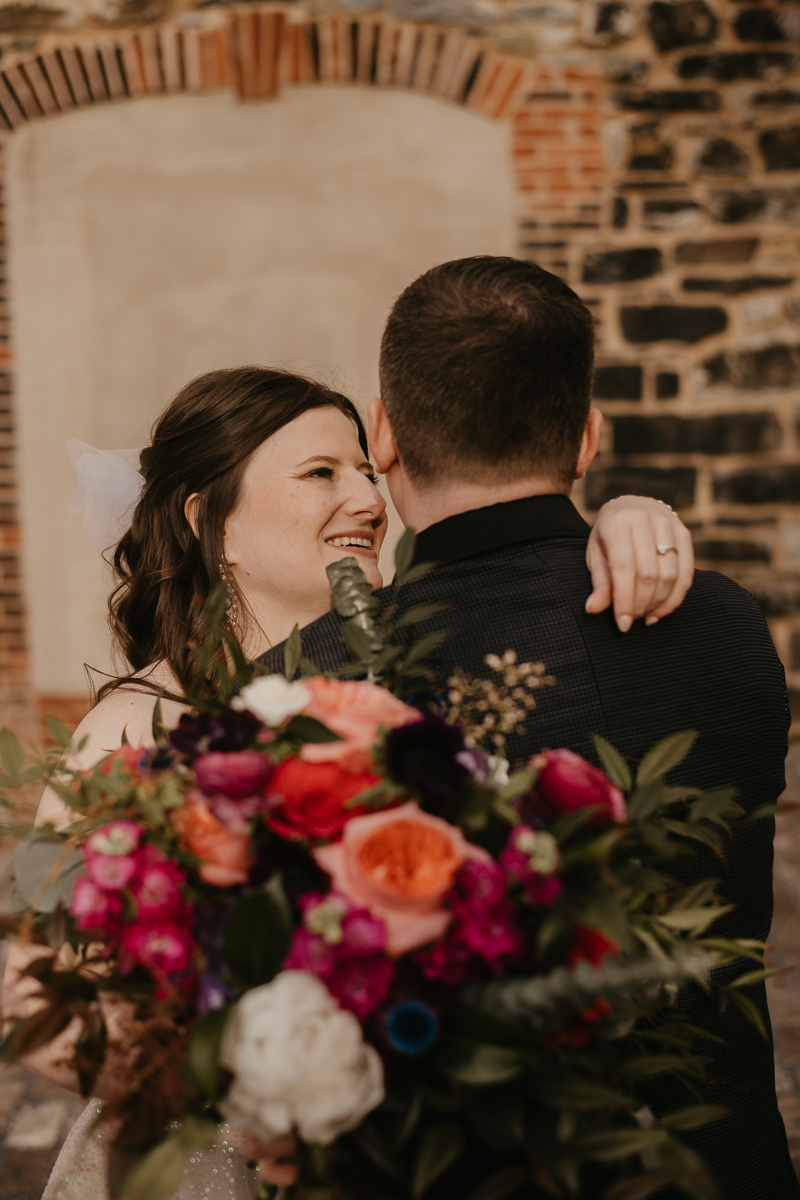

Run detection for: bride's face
[[223, 407, 388, 621]]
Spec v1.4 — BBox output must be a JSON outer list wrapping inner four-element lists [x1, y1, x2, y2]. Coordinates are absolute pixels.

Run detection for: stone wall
[[0, 0, 795, 732]]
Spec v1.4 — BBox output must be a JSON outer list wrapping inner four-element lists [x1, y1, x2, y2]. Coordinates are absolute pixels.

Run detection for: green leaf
[[636, 731, 698, 788], [436, 1034, 525, 1085], [11, 833, 84, 915], [533, 1077, 633, 1111], [655, 908, 726, 935], [591, 734, 632, 793], [284, 625, 302, 682], [658, 1104, 728, 1131], [342, 622, 375, 662], [151, 694, 166, 745], [0, 729, 23, 782], [578, 1128, 669, 1162], [120, 1118, 219, 1200], [467, 1167, 530, 1200], [283, 715, 342, 744], [412, 1120, 465, 1199], [393, 527, 416, 583], [619, 1055, 711, 1081], [726, 989, 767, 1037], [187, 1006, 230, 1098], [45, 716, 74, 750], [223, 875, 291, 988], [395, 603, 448, 629], [120, 725, 130, 746]]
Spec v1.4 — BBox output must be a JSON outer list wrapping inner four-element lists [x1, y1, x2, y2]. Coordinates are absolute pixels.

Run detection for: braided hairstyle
[[100, 366, 367, 700]]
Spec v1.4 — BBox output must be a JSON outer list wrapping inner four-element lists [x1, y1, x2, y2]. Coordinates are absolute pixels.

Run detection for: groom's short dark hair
[[379, 256, 595, 488]]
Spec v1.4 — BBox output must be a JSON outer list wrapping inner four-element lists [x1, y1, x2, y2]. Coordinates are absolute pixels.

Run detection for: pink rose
[[119, 921, 194, 976], [130, 845, 187, 921], [84, 821, 144, 891], [194, 751, 273, 800], [300, 677, 421, 771], [528, 750, 626, 825], [314, 802, 490, 955], [70, 876, 123, 932]]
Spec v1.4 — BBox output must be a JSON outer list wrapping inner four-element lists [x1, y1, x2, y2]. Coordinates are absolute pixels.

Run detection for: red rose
[[267, 758, 380, 841], [194, 750, 273, 799], [528, 749, 626, 825], [567, 924, 619, 968]]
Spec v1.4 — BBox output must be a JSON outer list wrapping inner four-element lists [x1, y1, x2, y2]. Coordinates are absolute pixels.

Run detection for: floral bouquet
[[0, 543, 773, 1200]]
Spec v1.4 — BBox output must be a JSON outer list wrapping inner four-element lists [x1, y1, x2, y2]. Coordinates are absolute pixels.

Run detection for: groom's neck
[[390, 471, 570, 534]]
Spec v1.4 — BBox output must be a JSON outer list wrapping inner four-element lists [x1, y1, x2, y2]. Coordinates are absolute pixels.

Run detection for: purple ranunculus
[[384, 713, 470, 805], [169, 710, 260, 758], [194, 750, 274, 799]]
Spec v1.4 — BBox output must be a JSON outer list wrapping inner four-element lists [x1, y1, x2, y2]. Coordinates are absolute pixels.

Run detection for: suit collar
[[411, 493, 590, 567]]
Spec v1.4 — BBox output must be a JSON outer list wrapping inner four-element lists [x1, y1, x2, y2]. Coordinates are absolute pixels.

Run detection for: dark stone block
[[594, 1, 637, 43], [613, 196, 629, 227], [647, 0, 718, 52], [675, 237, 758, 262], [753, 89, 800, 106], [605, 57, 649, 84], [612, 411, 782, 453], [709, 187, 800, 222], [697, 137, 750, 175], [585, 466, 696, 510], [693, 539, 771, 562], [628, 120, 673, 171], [615, 88, 719, 110], [682, 275, 793, 293], [582, 247, 662, 283], [714, 464, 800, 504], [593, 364, 643, 399], [656, 371, 680, 397], [760, 126, 800, 171], [735, 8, 788, 41], [678, 51, 796, 81], [621, 305, 728, 342], [704, 342, 800, 388]]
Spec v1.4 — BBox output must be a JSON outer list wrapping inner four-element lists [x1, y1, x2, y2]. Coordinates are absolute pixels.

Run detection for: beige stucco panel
[[7, 85, 514, 694]]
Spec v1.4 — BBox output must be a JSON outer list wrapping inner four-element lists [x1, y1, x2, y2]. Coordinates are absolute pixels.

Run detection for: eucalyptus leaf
[[223, 875, 291, 988], [395, 603, 448, 629], [284, 626, 302, 682], [466, 1167, 530, 1200], [151, 694, 166, 745], [412, 1120, 465, 1198], [636, 731, 698, 788], [393, 527, 416, 583], [591, 734, 632, 793], [327, 557, 380, 620], [658, 1104, 728, 1131], [577, 1127, 669, 1161], [435, 1034, 525, 1085], [725, 989, 767, 1038], [187, 1005, 231, 1098], [0, 729, 22, 782], [120, 1118, 219, 1200], [44, 716, 74, 750], [12, 833, 84, 915], [403, 629, 451, 668]]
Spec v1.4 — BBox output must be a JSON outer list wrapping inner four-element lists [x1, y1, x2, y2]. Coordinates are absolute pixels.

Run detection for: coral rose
[[527, 749, 626, 825], [173, 796, 254, 886], [314, 802, 490, 955], [300, 677, 421, 771], [267, 758, 379, 841]]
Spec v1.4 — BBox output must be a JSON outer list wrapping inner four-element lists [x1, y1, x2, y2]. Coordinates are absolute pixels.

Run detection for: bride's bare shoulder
[[71, 663, 186, 767]]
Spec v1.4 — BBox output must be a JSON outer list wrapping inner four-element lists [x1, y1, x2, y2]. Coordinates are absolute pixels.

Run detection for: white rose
[[219, 971, 385, 1145], [231, 674, 311, 726]]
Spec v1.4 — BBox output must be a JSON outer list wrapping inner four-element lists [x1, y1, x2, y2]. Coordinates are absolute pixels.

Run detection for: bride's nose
[[343, 474, 387, 523]]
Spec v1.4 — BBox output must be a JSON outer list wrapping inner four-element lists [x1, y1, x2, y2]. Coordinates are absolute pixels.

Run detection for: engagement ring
[[656, 543, 678, 555]]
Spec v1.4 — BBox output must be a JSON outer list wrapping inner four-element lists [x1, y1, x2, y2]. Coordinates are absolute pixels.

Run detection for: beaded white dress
[[42, 1099, 261, 1200]]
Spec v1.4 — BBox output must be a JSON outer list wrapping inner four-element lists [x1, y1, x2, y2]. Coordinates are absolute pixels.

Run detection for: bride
[[3, 365, 693, 1199]]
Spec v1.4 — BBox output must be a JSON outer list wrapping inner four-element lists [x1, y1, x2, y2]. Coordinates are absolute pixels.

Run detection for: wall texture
[[0, 1, 795, 733]]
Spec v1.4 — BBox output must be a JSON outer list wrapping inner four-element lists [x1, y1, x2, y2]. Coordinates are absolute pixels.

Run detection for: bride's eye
[[306, 467, 334, 480]]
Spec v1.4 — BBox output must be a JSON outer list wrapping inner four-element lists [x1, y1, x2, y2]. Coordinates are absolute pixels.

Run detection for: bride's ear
[[367, 398, 399, 475], [184, 493, 201, 539]]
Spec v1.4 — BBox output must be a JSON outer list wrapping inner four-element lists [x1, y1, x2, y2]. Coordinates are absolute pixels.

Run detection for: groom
[[260, 256, 795, 1198]]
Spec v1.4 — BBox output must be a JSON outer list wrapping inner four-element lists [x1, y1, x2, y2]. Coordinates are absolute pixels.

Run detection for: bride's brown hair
[[99, 366, 368, 700]]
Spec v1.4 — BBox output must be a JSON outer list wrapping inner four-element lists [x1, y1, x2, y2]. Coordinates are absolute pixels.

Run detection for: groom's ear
[[367, 397, 399, 475], [574, 408, 603, 481]]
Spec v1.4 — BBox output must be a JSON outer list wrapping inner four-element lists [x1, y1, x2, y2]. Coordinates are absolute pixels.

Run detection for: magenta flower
[[70, 876, 123, 932], [85, 853, 138, 891], [417, 859, 523, 982], [526, 749, 626, 825], [194, 751, 274, 800], [500, 825, 563, 908], [130, 845, 187, 922], [119, 921, 194, 976], [449, 859, 507, 920], [327, 955, 395, 1019], [341, 909, 387, 957], [416, 930, 475, 986], [84, 821, 143, 891], [285, 927, 338, 976]]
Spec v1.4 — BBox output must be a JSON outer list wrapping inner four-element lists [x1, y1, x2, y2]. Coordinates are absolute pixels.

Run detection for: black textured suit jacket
[[259, 494, 797, 1200]]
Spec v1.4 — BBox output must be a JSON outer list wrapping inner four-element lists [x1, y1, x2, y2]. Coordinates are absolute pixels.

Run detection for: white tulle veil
[[66, 440, 144, 553]]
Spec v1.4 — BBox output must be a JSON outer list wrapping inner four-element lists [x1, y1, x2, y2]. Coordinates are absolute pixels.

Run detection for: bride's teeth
[[328, 537, 371, 548]]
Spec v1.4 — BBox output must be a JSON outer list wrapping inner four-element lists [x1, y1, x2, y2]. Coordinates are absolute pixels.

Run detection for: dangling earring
[[219, 552, 239, 628]]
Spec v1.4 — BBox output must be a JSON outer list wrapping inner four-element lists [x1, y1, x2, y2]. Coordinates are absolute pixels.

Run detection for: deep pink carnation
[[499, 826, 563, 908], [525, 874, 563, 906], [416, 929, 475, 986], [119, 922, 194, 976], [130, 845, 187, 922], [284, 927, 338, 976], [194, 751, 273, 800], [85, 853, 138, 891], [84, 821, 143, 891], [327, 955, 395, 1019], [458, 907, 524, 969], [417, 859, 523, 982], [449, 859, 507, 920], [70, 876, 123, 932], [528, 749, 626, 825]]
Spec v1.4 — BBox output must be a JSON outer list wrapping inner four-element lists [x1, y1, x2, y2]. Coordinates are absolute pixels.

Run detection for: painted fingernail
[[645, 616, 659, 627], [617, 615, 632, 633]]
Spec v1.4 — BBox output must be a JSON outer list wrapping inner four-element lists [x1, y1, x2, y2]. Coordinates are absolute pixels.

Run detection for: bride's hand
[[241, 1130, 298, 1186], [585, 495, 694, 632]]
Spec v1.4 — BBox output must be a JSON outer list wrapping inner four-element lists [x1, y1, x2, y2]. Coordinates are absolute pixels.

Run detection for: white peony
[[231, 674, 311, 726], [219, 971, 385, 1145]]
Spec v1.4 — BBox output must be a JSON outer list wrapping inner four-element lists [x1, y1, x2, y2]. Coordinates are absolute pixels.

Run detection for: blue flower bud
[[384, 1000, 439, 1056]]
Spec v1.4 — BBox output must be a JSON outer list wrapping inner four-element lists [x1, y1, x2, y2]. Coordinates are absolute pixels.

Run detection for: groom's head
[[376, 256, 595, 491]]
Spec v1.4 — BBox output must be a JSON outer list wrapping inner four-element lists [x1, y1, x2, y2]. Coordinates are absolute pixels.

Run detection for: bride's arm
[[584, 495, 694, 633], [2, 684, 186, 1092]]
